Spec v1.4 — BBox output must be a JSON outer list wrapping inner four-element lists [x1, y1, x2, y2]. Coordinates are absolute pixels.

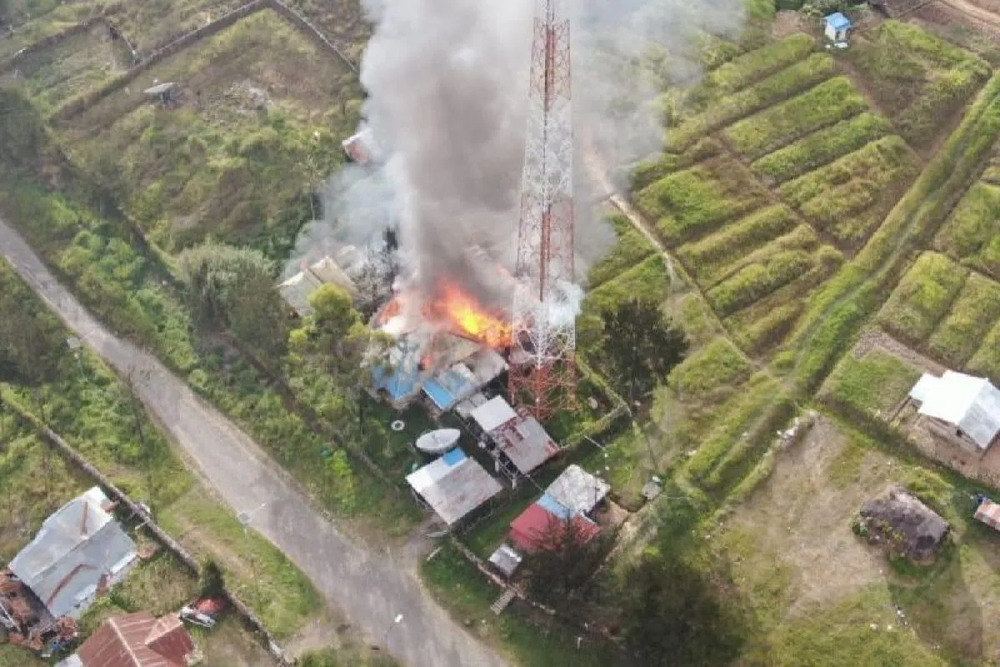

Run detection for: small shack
[[487, 544, 523, 579], [824, 12, 853, 43], [470, 396, 560, 480], [858, 486, 950, 563], [57, 611, 195, 667], [405, 449, 503, 527], [908, 371, 1000, 454]]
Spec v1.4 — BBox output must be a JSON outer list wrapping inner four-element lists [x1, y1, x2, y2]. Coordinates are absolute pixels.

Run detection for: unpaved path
[[0, 216, 506, 667]]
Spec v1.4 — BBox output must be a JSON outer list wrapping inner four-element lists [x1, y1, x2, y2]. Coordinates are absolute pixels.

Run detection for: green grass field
[[878, 252, 969, 347], [934, 181, 1000, 280]]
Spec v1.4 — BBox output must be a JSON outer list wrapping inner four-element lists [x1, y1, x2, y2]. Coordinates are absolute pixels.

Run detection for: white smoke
[[289, 0, 748, 303]]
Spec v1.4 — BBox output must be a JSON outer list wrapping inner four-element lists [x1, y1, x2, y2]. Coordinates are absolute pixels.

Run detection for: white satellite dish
[[415, 428, 461, 455]]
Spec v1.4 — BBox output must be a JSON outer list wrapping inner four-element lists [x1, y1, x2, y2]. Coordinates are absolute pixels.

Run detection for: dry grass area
[[719, 417, 1000, 664]]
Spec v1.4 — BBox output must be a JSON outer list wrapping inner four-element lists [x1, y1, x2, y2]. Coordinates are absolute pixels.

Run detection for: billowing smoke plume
[[289, 0, 748, 306]]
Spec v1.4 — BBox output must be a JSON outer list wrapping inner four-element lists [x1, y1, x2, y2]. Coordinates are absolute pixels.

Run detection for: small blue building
[[824, 12, 853, 43]]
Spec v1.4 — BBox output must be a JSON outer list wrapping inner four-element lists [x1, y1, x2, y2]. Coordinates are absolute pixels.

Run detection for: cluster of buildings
[[1, 487, 200, 665]]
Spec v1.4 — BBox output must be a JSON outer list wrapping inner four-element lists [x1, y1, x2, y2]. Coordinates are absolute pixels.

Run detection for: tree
[[0, 268, 63, 384], [620, 548, 745, 666], [179, 241, 288, 356], [598, 298, 688, 404], [520, 516, 606, 609]]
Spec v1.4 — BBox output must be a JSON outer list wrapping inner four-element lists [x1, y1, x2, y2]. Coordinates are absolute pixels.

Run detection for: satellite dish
[[415, 428, 461, 454]]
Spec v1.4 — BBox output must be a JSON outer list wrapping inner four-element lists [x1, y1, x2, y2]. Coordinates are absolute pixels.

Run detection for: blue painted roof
[[442, 448, 467, 466], [423, 364, 479, 411], [825, 12, 851, 30], [423, 378, 458, 411], [536, 493, 572, 520], [372, 364, 420, 401]]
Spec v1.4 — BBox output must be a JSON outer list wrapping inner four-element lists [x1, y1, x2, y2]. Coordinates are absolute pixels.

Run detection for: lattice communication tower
[[509, 0, 576, 419]]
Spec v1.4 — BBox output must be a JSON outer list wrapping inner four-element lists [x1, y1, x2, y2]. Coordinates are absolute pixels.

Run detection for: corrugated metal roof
[[910, 371, 1000, 449], [545, 465, 609, 515], [74, 612, 193, 667], [508, 502, 600, 552], [9, 487, 137, 619], [470, 396, 517, 433], [405, 450, 502, 525], [492, 410, 560, 475]]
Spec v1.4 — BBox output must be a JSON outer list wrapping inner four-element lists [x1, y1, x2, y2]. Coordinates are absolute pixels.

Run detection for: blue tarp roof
[[372, 364, 420, 401], [536, 493, 572, 520], [423, 364, 479, 411], [825, 12, 851, 30], [442, 448, 467, 466]]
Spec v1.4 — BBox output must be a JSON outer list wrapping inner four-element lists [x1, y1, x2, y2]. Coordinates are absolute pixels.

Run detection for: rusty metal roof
[[72, 612, 194, 667]]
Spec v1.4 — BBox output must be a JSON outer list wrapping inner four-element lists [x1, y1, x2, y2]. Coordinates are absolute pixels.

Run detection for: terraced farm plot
[[635, 154, 770, 246], [1, 22, 132, 112], [845, 20, 990, 149], [751, 112, 892, 184], [61, 9, 361, 254], [934, 181, 1000, 280], [878, 251, 969, 347], [927, 273, 1000, 367], [96, 0, 245, 54], [723, 76, 867, 159], [668, 51, 837, 151], [779, 136, 920, 246]]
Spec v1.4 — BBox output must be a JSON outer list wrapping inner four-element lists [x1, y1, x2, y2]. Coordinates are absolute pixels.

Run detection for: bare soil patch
[[726, 417, 891, 614]]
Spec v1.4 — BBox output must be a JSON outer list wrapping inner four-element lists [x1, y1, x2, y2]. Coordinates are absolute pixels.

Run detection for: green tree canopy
[[598, 297, 688, 403], [621, 548, 746, 666], [179, 240, 288, 356]]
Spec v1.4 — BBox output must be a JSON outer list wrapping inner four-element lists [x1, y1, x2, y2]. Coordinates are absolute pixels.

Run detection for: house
[[6, 487, 138, 621], [278, 255, 358, 317], [545, 464, 609, 516], [405, 449, 503, 526], [824, 12, 853, 43], [469, 396, 560, 479], [57, 611, 196, 667], [508, 498, 600, 553], [487, 544, 523, 579], [908, 371, 1000, 453]]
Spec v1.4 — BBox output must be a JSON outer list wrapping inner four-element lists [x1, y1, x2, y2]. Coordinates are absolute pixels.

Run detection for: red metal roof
[[508, 502, 600, 553], [75, 612, 194, 667]]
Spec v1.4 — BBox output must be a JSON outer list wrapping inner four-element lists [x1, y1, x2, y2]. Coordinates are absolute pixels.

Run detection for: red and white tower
[[509, 0, 576, 419]]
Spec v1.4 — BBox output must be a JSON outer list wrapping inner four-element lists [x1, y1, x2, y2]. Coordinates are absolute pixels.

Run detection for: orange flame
[[436, 282, 512, 348]]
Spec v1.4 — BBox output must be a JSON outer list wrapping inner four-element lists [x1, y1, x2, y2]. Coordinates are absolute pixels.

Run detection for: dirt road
[[0, 217, 506, 667]]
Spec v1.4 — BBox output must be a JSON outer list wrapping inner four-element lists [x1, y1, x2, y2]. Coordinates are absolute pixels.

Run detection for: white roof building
[[470, 396, 518, 433], [405, 449, 503, 526], [545, 465, 610, 516], [909, 371, 1000, 451], [8, 487, 138, 619]]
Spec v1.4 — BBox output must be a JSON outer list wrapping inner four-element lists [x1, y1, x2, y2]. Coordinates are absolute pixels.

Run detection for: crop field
[[878, 248, 1000, 382], [54, 9, 361, 256], [935, 181, 1000, 281], [844, 21, 991, 150]]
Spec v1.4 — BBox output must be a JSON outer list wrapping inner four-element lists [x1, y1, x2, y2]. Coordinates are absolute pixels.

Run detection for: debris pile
[[857, 486, 950, 564]]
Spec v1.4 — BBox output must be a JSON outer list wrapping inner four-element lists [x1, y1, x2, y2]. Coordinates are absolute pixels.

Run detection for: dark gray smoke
[[288, 0, 748, 302]]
